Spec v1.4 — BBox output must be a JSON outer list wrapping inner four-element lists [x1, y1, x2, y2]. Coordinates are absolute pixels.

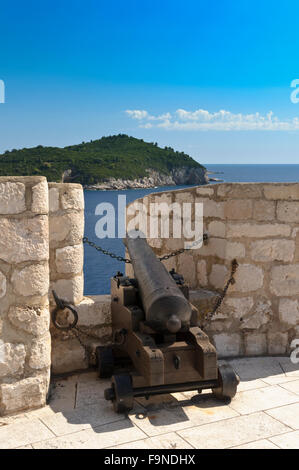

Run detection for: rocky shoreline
[[84, 167, 209, 190]]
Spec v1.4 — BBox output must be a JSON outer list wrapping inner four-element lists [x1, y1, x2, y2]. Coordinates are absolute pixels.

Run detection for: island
[[0, 134, 208, 189]]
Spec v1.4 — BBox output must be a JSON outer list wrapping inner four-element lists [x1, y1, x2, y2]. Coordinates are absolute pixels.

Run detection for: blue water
[[206, 164, 299, 183], [83, 165, 299, 295], [83, 184, 194, 295]]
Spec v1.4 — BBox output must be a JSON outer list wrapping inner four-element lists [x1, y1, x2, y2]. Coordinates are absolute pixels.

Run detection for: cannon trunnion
[[98, 237, 239, 413]]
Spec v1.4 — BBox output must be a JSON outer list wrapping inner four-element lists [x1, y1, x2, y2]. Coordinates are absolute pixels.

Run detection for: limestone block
[[217, 183, 263, 199], [61, 186, 84, 211], [55, 244, 83, 274], [209, 264, 228, 289], [232, 264, 264, 293], [268, 332, 288, 355], [227, 223, 291, 238], [208, 221, 226, 237], [270, 265, 299, 296], [48, 187, 59, 212], [178, 253, 196, 288], [240, 298, 272, 329], [223, 296, 254, 320], [51, 338, 88, 374], [250, 239, 295, 262], [189, 289, 221, 319], [164, 237, 184, 251], [264, 184, 299, 201], [197, 199, 225, 218], [225, 199, 253, 220], [147, 238, 163, 249], [29, 334, 51, 370], [151, 193, 173, 204], [0, 182, 26, 214], [213, 333, 241, 357], [51, 275, 84, 304], [31, 180, 48, 214], [196, 186, 214, 196], [8, 305, 50, 336], [0, 375, 48, 414], [295, 232, 299, 262], [11, 263, 49, 297], [0, 271, 6, 298], [226, 241, 246, 260], [174, 191, 194, 204], [253, 200, 275, 221], [0, 216, 49, 263], [277, 201, 299, 223], [197, 260, 208, 286], [199, 238, 244, 260], [161, 257, 177, 274], [199, 238, 226, 258], [244, 333, 267, 355], [0, 341, 26, 377], [76, 295, 111, 327], [49, 212, 84, 245], [279, 298, 299, 328]]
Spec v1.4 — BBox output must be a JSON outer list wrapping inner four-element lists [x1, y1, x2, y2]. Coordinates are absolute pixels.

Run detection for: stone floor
[[0, 356, 298, 449]]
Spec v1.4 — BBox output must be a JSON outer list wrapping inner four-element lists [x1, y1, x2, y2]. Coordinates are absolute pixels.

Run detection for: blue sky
[[0, 0, 299, 163]]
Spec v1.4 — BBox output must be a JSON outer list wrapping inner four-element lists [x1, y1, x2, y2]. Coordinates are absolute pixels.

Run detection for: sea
[[83, 164, 299, 295]]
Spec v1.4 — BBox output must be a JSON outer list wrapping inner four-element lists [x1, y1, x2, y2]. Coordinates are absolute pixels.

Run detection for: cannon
[[97, 234, 239, 413]]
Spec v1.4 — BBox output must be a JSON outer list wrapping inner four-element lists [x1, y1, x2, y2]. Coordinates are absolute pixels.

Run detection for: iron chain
[[203, 258, 239, 326], [83, 233, 209, 263], [83, 237, 131, 263]]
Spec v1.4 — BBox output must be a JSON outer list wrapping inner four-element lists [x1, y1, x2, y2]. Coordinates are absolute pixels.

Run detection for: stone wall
[[1, 177, 298, 415], [0, 177, 111, 415], [48, 183, 111, 375], [126, 183, 299, 357], [0, 177, 51, 415]]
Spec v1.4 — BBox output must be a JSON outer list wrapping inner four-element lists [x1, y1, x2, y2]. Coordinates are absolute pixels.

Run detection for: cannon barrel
[[125, 235, 192, 333]]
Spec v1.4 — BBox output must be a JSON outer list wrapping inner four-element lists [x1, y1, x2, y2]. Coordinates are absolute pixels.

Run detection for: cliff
[[86, 167, 208, 190]]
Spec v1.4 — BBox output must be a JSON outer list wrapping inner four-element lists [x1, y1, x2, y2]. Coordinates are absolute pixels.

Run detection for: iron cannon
[[96, 234, 239, 413]]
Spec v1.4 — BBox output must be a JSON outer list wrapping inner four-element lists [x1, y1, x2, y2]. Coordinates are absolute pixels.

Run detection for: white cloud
[[125, 110, 149, 120], [125, 108, 299, 131]]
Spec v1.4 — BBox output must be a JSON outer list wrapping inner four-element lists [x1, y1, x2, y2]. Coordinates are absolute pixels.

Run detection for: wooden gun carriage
[[97, 235, 239, 413]]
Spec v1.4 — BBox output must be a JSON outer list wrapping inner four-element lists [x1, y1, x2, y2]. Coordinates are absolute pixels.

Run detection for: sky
[[0, 0, 299, 164]]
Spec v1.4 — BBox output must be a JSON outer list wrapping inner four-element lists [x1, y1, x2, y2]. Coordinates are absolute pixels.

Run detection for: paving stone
[[16, 444, 34, 449], [227, 357, 284, 381], [231, 439, 279, 449], [47, 376, 77, 412], [177, 412, 290, 449], [76, 370, 99, 383], [279, 379, 299, 395], [38, 402, 125, 436], [278, 358, 299, 377], [32, 419, 146, 449], [261, 374, 299, 385], [129, 396, 238, 436], [0, 418, 54, 449], [135, 392, 187, 410], [2, 358, 297, 449], [75, 379, 110, 408], [229, 385, 298, 415], [237, 379, 269, 392], [109, 432, 193, 449], [269, 430, 299, 449], [266, 403, 299, 430]]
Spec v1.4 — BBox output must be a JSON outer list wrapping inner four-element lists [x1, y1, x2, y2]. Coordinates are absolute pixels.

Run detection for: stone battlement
[[126, 183, 299, 357], [0, 177, 298, 416]]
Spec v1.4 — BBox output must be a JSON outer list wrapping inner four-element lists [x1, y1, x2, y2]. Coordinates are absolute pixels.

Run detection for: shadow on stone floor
[[44, 356, 298, 436], [46, 368, 234, 434]]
